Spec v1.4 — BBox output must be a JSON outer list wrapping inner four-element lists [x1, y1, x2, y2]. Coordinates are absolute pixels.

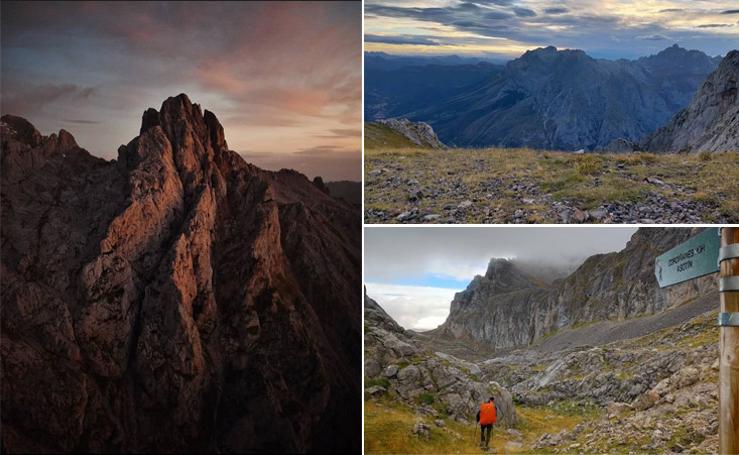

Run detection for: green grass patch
[[418, 393, 435, 406], [365, 398, 593, 454], [366, 377, 391, 389], [365, 123, 421, 149]]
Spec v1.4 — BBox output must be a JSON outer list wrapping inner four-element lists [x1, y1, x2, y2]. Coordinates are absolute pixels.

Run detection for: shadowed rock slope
[[413, 45, 719, 150], [644, 49, 739, 152], [431, 228, 716, 351], [0, 94, 360, 453]]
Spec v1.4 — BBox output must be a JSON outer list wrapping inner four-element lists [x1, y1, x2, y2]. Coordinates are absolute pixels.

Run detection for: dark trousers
[[480, 424, 493, 447]]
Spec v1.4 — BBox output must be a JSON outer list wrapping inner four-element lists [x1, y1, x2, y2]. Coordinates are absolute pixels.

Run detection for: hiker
[[476, 396, 497, 450]]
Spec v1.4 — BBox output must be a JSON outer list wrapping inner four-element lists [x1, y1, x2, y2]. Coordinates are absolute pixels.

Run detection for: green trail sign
[[655, 228, 720, 288]]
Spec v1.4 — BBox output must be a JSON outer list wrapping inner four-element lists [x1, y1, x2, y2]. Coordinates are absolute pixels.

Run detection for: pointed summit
[[141, 93, 228, 152], [56, 129, 78, 149]]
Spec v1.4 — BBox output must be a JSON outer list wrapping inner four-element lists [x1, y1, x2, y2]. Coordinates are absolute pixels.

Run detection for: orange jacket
[[479, 402, 497, 425]]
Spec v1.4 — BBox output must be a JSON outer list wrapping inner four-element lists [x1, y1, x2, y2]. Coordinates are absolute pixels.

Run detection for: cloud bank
[[365, 0, 739, 59]]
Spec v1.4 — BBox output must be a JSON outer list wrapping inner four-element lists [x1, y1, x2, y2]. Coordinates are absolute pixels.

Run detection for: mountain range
[[367, 45, 728, 151], [428, 227, 715, 351], [0, 95, 360, 453]]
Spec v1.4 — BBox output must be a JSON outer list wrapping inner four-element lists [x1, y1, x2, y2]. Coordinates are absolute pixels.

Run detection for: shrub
[[699, 151, 712, 162], [575, 155, 603, 176], [366, 377, 390, 389], [418, 393, 435, 405]]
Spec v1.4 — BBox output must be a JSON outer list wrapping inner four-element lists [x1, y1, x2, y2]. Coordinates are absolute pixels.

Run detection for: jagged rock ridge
[[432, 228, 716, 350], [0, 94, 360, 453], [643, 49, 739, 152]]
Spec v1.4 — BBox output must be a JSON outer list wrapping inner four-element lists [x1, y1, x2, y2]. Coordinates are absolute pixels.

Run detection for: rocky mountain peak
[[658, 43, 686, 56], [484, 257, 512, 277], [519, 45, 558, 59], [55, 129, 78, 149], [1, 114, 43, 147], [435, 228, 716, 352], [512, 45, 590, 69], [483, 258, 539, 293], [136, 93, 228, 156], [1, 95, 360, 452], [640, 44, 718, 75]]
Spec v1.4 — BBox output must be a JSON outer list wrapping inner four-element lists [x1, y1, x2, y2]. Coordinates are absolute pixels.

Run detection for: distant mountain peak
[[519, 45, 558, 60], [477, 257, 539, 294], [484, 257, 513, 278]]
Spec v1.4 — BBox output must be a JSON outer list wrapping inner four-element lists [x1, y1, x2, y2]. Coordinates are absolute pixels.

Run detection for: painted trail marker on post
[[654, 227, 720, 288], [655, 227, 739, 455]]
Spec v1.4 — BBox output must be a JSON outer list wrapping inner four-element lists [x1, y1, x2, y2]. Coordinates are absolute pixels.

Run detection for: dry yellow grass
[[364, 148, 739, 223]]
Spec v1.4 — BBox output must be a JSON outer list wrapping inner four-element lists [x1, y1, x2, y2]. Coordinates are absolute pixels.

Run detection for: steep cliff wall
[[434, 228, 715, 350]]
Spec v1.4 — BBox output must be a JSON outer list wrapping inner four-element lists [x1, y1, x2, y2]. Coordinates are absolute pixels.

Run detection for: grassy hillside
[[365, 398, 596, 454], [364, 147, 739, 224], [364, 123, 421, 149]]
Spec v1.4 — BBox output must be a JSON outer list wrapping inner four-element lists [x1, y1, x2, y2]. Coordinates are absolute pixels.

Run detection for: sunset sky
[[365, 0, 739, 59], [1, 1, 361, 181]]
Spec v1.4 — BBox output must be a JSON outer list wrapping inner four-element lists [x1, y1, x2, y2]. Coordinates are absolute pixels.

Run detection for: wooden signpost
[[656, 227, 739, 454]]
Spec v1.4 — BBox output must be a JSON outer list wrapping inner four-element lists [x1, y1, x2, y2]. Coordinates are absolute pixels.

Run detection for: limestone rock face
[[643, 50, 739, 152], [433, 228, 716, 350], [364, 293, 517, 427], [0, 94, 360, 453], [375, 118, 446, 149]]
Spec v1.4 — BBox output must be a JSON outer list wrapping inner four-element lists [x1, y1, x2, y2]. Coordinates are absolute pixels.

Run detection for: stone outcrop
[[525, 311, 719, 453], [432, 228, 716, 350], [643, 50, 739, 152], [374, 118, 446, 149], [0, 94, 360, 453], [364, 293, 516, 427]]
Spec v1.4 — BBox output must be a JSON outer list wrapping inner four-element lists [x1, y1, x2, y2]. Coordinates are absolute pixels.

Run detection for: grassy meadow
[[364, 146, 739, 224]]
